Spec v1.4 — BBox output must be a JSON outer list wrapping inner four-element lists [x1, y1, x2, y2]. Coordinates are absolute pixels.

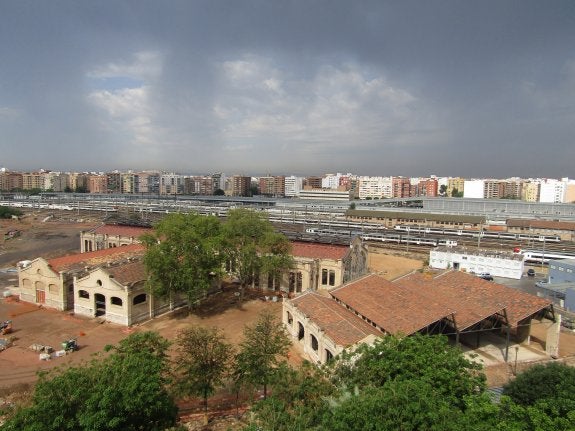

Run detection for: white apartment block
[[463, 180, 485, 199], [284, 176, 303, 197], [539, 179, 566, 203], [358, 176, 393, 199]]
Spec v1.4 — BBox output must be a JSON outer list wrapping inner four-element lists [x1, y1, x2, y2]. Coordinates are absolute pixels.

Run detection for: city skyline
[[1, 1, 574, 178]]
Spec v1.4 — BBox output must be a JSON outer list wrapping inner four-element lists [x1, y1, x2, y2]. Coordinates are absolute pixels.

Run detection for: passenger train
[[513, 248, 575, 263], [394, 225, 561, 243], [304, 227, 457, 247]]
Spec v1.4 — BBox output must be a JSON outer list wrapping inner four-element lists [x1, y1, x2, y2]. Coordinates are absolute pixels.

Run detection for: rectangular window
[[321, 269, 328, 285], [329, 270, 336, 286], [289, 272, 296, 292]]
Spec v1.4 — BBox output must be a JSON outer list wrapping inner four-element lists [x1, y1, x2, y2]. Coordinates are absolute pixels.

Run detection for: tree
[[235, 311, 291, 399], [348, 202, 356, 210], [321, 380, 459, 431], [174, 326, 233, 413], [503, 362, 575, 409], [451, 188, 464, 197], [142, 213, 224, 306], [2, 332, 177, 431], [439, 184, 448, 196], [220, 208, 293, 300], [213, 188, 225, 196], [329, 334, 486, 409], [0, 206, 22, 219]]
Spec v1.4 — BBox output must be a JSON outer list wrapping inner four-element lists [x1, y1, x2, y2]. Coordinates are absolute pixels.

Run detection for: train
[[304, 227, 457, 247], [513, 248, 575, 263], [394, 225, 561, 243]]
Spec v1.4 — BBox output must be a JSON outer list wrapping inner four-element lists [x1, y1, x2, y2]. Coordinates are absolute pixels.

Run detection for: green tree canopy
[[0, 206, 22, 219], [174, 326, 233, 413], [142, 213, 224, 306], [220, 208, 293, 298], [2, 332, 177, 431], [330, 334, 486, 409], [502, 361, 575, 426], [234, 311, 291, 399]]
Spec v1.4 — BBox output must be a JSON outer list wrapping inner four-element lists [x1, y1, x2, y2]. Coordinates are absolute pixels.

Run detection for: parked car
[[527, 268, 535, 277], [478, 272, 494, 281]]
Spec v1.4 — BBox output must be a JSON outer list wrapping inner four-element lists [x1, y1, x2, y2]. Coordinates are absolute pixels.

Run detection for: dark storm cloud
[[0, 0, 574, 178]]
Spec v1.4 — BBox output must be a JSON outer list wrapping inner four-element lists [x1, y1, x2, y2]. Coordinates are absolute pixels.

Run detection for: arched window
[[133, 293, 147, 305], [111, 297, 123, 306], [78, 290, 89, 299], [96, 279, 102, 286], [310, 334, 319, 352]]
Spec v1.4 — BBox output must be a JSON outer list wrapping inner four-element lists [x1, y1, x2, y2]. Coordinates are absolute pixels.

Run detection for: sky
[[1, 1, 574, 178]]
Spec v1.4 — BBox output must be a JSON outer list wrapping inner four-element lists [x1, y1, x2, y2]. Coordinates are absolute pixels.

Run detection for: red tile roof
[[418, 271, 552, 328], [106, 260, 147, 286], [507, 219, 575, 231], [291, 292, 381, 346], [48, 244, 145, 272], [88, 224, 152, 237], [291, 241, 349, 260], [330, 274, 454, 335], [325, 271, 552, 336]]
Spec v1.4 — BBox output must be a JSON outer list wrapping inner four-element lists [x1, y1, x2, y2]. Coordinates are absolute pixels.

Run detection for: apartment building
[[392, 177, 411, 198], [229, 175, 251, 197], [160, 173, 184, 195], [0, 171, 23, 191], [22, 172, 45, 190], [357, 176, 393, 199], [284, 176, 303, 197], [540, 179, 566, 203], [259, 176, 286, 197], [521, 181, 540, 202], [88, 174, 107, 193], [447, 177, 465, 197]]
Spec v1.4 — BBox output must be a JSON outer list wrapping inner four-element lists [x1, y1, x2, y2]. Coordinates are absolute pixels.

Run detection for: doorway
[[95, 293, 106, 317]]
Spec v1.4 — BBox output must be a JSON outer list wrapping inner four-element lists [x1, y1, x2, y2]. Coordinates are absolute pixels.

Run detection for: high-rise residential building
[[258, 176, 285, 197], [414, 178, 438, 197], [447, 177, 465, 197], [392, 177, 411, 198], [211, 173, 226, 193], [22, 172, 45, 190], [484, 180, 504, 199], [463, 180, 485, 199], [229, 175, 251, 197], [106, 172, 123, 194], [68, 173, 89, 192], [521, 181, 540, 202], [502, 179, 523, 199], [284, 176, 303, 197], [564, 179, 575, 204], [137, 171, 160, 194], [160, 173, 184, 195], [88, 174, 107, 193], [539, 179, 566, 203], [45, 172, 69, 192], [303, 176, 323, 189], [321, 173, 352, 190], [358, 176, 393, 199], [0, 171, 23, 191]]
